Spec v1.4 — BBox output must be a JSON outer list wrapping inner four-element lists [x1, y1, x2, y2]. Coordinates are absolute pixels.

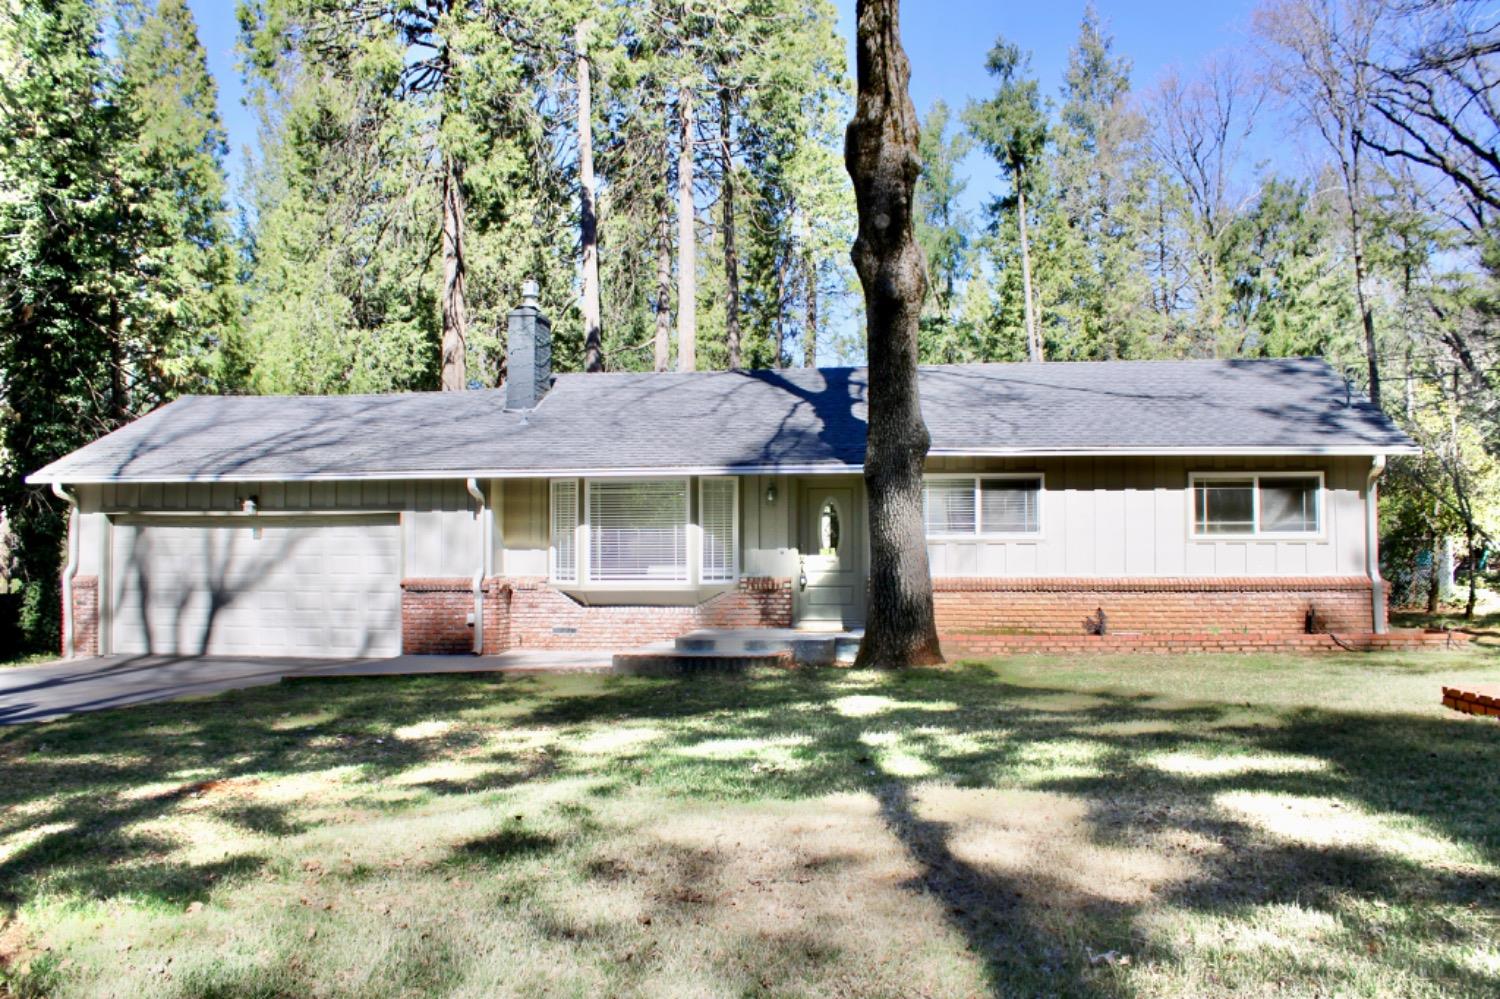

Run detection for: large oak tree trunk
[[720, 89, 741, 368], [845, 0, 943, 668], [677, 87, 697, 372], [576, 21, 603, 372], [439, 152, 469, 391]]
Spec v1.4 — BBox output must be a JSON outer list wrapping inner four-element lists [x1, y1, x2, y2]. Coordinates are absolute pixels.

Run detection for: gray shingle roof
[[27, 357, 1417, 484]]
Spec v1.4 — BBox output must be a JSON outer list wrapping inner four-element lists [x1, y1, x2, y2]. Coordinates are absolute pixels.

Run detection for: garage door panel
[[111, 517, 401, 657]]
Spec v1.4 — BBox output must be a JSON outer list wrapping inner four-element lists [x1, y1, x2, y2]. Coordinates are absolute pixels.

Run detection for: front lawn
[[1, 650, 1497, 998]]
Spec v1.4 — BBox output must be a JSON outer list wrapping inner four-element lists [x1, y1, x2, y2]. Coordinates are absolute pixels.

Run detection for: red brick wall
[[505, 576, 793, 650], [401, 578, 508, 655], [400, 576, 793, 654], [65, 574, 99, 657], [403, 573, 1383, 656], [933, 576, 1376, 639]]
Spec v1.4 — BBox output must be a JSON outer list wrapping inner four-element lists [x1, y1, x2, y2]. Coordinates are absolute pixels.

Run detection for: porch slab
[[672, 628, 863, 665]]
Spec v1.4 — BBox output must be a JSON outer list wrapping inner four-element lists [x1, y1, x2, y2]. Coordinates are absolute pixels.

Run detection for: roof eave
[[25, 445, 1420, 486]]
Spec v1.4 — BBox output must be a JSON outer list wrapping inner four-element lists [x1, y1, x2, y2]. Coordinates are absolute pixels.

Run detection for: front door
[[795, 481, 866, 630]]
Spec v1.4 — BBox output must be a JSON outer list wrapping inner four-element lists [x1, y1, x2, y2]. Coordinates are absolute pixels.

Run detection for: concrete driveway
[[0, 650, 615, 725]]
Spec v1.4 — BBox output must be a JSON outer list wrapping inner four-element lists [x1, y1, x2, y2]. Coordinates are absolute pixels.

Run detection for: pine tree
[[966, 41, 1047, 361], [118, 0, 240, 396], [0, 1, 134, 649], [1048, 3, 1152, 359], [914, 99, 972, 359]]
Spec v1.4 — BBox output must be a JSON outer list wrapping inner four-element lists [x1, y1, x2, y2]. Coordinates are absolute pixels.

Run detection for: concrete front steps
[[612, 628, 862, 675]]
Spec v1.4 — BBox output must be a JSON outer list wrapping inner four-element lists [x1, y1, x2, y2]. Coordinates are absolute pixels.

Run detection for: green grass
[[1, 648, 1497, 997], [1393, 607, 1500, 635], [0, 652, 57, 670]]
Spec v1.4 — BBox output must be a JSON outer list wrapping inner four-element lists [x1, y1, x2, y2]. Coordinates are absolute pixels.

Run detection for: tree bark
[[846, 0, 943, 668], [576, 20, 603, 372], [1016, 166, 1041, 362], [653, 184, 673, 373], [677, 86, 697, 372], [439, 152, 469, 391], [108, 295, 127, 423], [1426, 532, 1441, 614], [1465, 523, 1478, 620], [720, 89, 741, 368], [774, 251, 786, 368], [803, 251, 818, 368]]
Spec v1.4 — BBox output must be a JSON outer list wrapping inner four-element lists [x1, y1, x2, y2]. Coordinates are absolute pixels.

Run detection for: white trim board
[[30, 448, 1412, 486]]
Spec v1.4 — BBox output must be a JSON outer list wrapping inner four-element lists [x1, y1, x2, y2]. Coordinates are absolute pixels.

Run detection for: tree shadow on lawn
[[0, 675, 545, 910], [505, 666, 1500, 996], [0, 666, 1495, 996]]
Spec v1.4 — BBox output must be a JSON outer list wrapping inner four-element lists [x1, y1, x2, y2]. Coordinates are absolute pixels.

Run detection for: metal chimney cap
[[521, 279, 540, 309]]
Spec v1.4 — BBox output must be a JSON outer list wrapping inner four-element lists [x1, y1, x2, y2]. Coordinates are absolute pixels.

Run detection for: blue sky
[[187, 0, 1266, 218]]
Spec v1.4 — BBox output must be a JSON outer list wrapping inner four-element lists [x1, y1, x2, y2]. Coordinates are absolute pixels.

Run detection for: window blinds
[[924, 477, 1041, 535], [923, 478, 975, 534], [980, 478, 1040, 533], [700, 478, 737, 582], [588, 479, 689, 581], [550, 479, 578, 581]]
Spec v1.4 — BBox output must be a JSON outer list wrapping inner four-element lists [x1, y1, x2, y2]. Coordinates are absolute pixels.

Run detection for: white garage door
[[110, 516, 401, 657]]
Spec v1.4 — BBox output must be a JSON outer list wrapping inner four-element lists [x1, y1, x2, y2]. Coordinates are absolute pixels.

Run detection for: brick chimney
[[506, 279, 552, 409]]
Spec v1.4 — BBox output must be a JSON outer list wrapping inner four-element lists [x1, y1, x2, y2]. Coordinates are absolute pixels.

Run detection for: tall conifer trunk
[[654, 187, 673, 372], [720, 89, 741, 368], [803, 252, 818, 367], [677, 87, 697, 371], [439, 152, 468, 390], [846, 0, 943, 668], [576, 20, 602, 372], [1017, 167, 1041, 362]]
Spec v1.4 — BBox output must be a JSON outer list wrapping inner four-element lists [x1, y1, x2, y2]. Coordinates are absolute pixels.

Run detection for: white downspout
[[52, 483, 80, 658], [465, 477, 487, 654], [1366, 455, 1387, 634]]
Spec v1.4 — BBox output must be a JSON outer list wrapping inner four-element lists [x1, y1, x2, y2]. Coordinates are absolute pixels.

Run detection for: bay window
[[588, 479, 689, 581], [549, 476, 738, 585]]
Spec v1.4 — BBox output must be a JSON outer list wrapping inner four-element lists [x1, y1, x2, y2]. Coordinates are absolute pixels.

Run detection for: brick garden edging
[[1442, 684, 1500, 718]]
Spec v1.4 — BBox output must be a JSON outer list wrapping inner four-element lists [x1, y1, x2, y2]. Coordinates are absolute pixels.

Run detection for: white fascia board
[[28, 446, 1419, 486], [928, 445, 1421, 458]]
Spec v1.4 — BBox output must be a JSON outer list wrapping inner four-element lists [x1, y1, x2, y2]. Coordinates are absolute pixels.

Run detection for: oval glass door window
[[819, 500, 841, 556]]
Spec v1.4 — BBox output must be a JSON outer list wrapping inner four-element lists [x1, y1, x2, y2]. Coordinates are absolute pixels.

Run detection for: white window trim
[[550, 476, 706, 588], [698, 476, 739, 583], [923, 472, 1045, 540], [1188, 471, 1326, 541]]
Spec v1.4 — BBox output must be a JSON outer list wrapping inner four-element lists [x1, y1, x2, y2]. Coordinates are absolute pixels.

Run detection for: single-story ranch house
[[30, 294, 1438, 659]]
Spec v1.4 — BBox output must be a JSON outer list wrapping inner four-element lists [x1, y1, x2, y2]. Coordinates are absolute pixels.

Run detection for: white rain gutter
[[52, 483, 80, 659], [1366, 455, 1388, 634], [465, 478, 487, 655]]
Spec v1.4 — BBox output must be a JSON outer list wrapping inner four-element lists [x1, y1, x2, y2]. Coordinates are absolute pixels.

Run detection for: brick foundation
[[945, 629, 1464, 656], [401, 578, 510, 655], [933, 576, 1377, 639], [64, 574, 99, 657], [401, 576, 792, 654]]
